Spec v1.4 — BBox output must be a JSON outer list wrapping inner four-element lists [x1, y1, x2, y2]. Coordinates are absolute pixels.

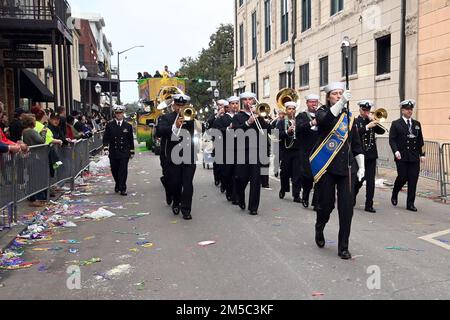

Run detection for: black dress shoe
[[182, 213, 192, 220], [249, 211, 258, 216], [172, 205, 180, 216], [293, 197, 302, 204], [239, 203, 246, 211], [407, 206, 418, 212], [232, 200, 239, 206], [391, 196, 398, 207], [365, 207, 377, 213], [338, 250, 352, 260], [302, 200, 309, 208], [120, 191, 127, 196], [315, 229, 325, 248], [279, 190, 285, 200], [226, 194, 233, 202], [166, 194, 173, 206]]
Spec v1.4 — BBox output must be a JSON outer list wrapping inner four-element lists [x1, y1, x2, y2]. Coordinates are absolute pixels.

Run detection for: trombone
[[371, 108, 389, 133], [251, 99, 271, 135]]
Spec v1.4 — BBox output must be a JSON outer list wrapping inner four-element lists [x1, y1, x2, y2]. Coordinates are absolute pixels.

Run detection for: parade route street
[[1, 149, 449, 300]]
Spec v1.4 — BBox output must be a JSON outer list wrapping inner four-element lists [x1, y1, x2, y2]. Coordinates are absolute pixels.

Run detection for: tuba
[[157, 86, 185, 110], [276, 88, 299, 113]]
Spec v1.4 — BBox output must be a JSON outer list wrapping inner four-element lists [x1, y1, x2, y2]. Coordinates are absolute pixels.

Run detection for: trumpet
[[371, 108, 389, 132], [175, 105, 197, 136]]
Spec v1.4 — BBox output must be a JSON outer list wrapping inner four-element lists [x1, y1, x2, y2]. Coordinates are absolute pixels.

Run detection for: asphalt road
[[1, 149, 449, 300]]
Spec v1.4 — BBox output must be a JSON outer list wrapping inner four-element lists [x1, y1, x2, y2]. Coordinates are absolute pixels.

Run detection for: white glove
[[395, 151, 402, 161], [355, 154, 365, 182], [330, 90, 351, 117]]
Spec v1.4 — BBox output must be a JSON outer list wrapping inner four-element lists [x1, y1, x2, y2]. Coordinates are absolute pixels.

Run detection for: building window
[[342, 46, 358, 76], [239, 23, 244, 67], [331, 0, 344, 16], [263, 77, 270, 97], [319, 56, 329, 87], [279, 72, 288, 89], [251, 82, 257, 94], [302, 0, 311, 32], [376, 35, 391, 75], [239, 0, 244, 7], [281, 0, 289, 44], [252, 11, 257, 60], [299, 63, 309, 87], [79, 44, 85, 67], [264, 0, 272, 53]]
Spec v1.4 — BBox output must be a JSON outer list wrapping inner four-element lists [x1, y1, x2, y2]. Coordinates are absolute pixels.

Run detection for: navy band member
[[103, 105, 135, 196], [157, 94, 197, 220], [296, 94, 321, 209], [212, 99, 230, 193], [208, 100, 227, 187], [155, 103, 173, 206], [389, 99, 425, 212], [232, 92, 270, 216], [354, 100, 386, 213], [214, 96, 239, 202], [278, 101, 302, 203], [312, 82, 364, 260]]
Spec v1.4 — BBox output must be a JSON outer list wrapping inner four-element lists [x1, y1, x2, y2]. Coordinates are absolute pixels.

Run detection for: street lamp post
[[117, 45, 144, 104], [238, 80, 245, 95], [79, 66, 88, 113], [284, 57, 295, 89]]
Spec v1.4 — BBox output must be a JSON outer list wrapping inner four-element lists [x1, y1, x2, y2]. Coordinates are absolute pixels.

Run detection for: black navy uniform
[[232, 111, 271, 215], [389, 117, 425, 210], [103, 120, 135, 194], [157, 111, 197, 219], [213, 113, 236, 201], [277, 118, 302, 201], [354, 116, 385, 210], [314, 106, 363, 257], [296, 111, 321, 208], [207, 114, 221, 186], [155, 114, 172, 205]]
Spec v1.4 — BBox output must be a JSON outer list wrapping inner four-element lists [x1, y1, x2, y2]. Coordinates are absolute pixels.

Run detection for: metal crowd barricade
[[0, 134, 106, 225], [376, 137, 396, 170], [420, 141, 442, 183], [0, 153, 14, 228], [441, 144, 450, 199]]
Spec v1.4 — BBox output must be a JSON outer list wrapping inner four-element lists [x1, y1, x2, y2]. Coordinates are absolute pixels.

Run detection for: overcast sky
[[71, 0, 234, 103]]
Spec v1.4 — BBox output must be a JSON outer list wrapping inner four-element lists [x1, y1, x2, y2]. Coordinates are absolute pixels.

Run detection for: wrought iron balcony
[[0, 0, 73, 43]]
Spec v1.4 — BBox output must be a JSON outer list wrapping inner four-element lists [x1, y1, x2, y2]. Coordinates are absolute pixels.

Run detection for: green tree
[[178, 23, 234, 115]]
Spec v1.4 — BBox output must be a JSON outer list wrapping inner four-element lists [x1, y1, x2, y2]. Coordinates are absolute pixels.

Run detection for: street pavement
[[0, 147, 449, 300]]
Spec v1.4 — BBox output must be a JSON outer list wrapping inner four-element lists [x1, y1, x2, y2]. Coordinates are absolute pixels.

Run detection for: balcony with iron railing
[[0, 0, 72, 42]]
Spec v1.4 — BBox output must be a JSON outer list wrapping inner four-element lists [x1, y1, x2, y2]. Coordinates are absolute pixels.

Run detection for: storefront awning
[[20, 69, 54, 102]]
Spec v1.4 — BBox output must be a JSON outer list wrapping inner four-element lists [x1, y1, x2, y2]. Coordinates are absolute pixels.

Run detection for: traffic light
[[191, 78, 206, 84]]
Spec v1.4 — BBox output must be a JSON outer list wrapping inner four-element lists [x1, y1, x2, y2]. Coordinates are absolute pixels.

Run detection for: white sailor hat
[[113, 105, 126, 113], [227, 96, 240, 103], [358, 100, 374, 110], [239, 92, 257, 99], [217, 99, 229, 107], [284, 101, 297, 109], [305, 94, 320, 101], [400, 99, 416, 109], [173, 94, 191, 104], [324, 82, 346, 94]]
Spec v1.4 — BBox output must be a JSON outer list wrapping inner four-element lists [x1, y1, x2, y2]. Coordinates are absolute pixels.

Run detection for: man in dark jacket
[[296, 94, 321, 209], [389, 99, 425, 212], [8, 108, 25, 143], [354, 100, 386, 213], [156, 94, 197, 220], [103, 105, 135, 196]]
